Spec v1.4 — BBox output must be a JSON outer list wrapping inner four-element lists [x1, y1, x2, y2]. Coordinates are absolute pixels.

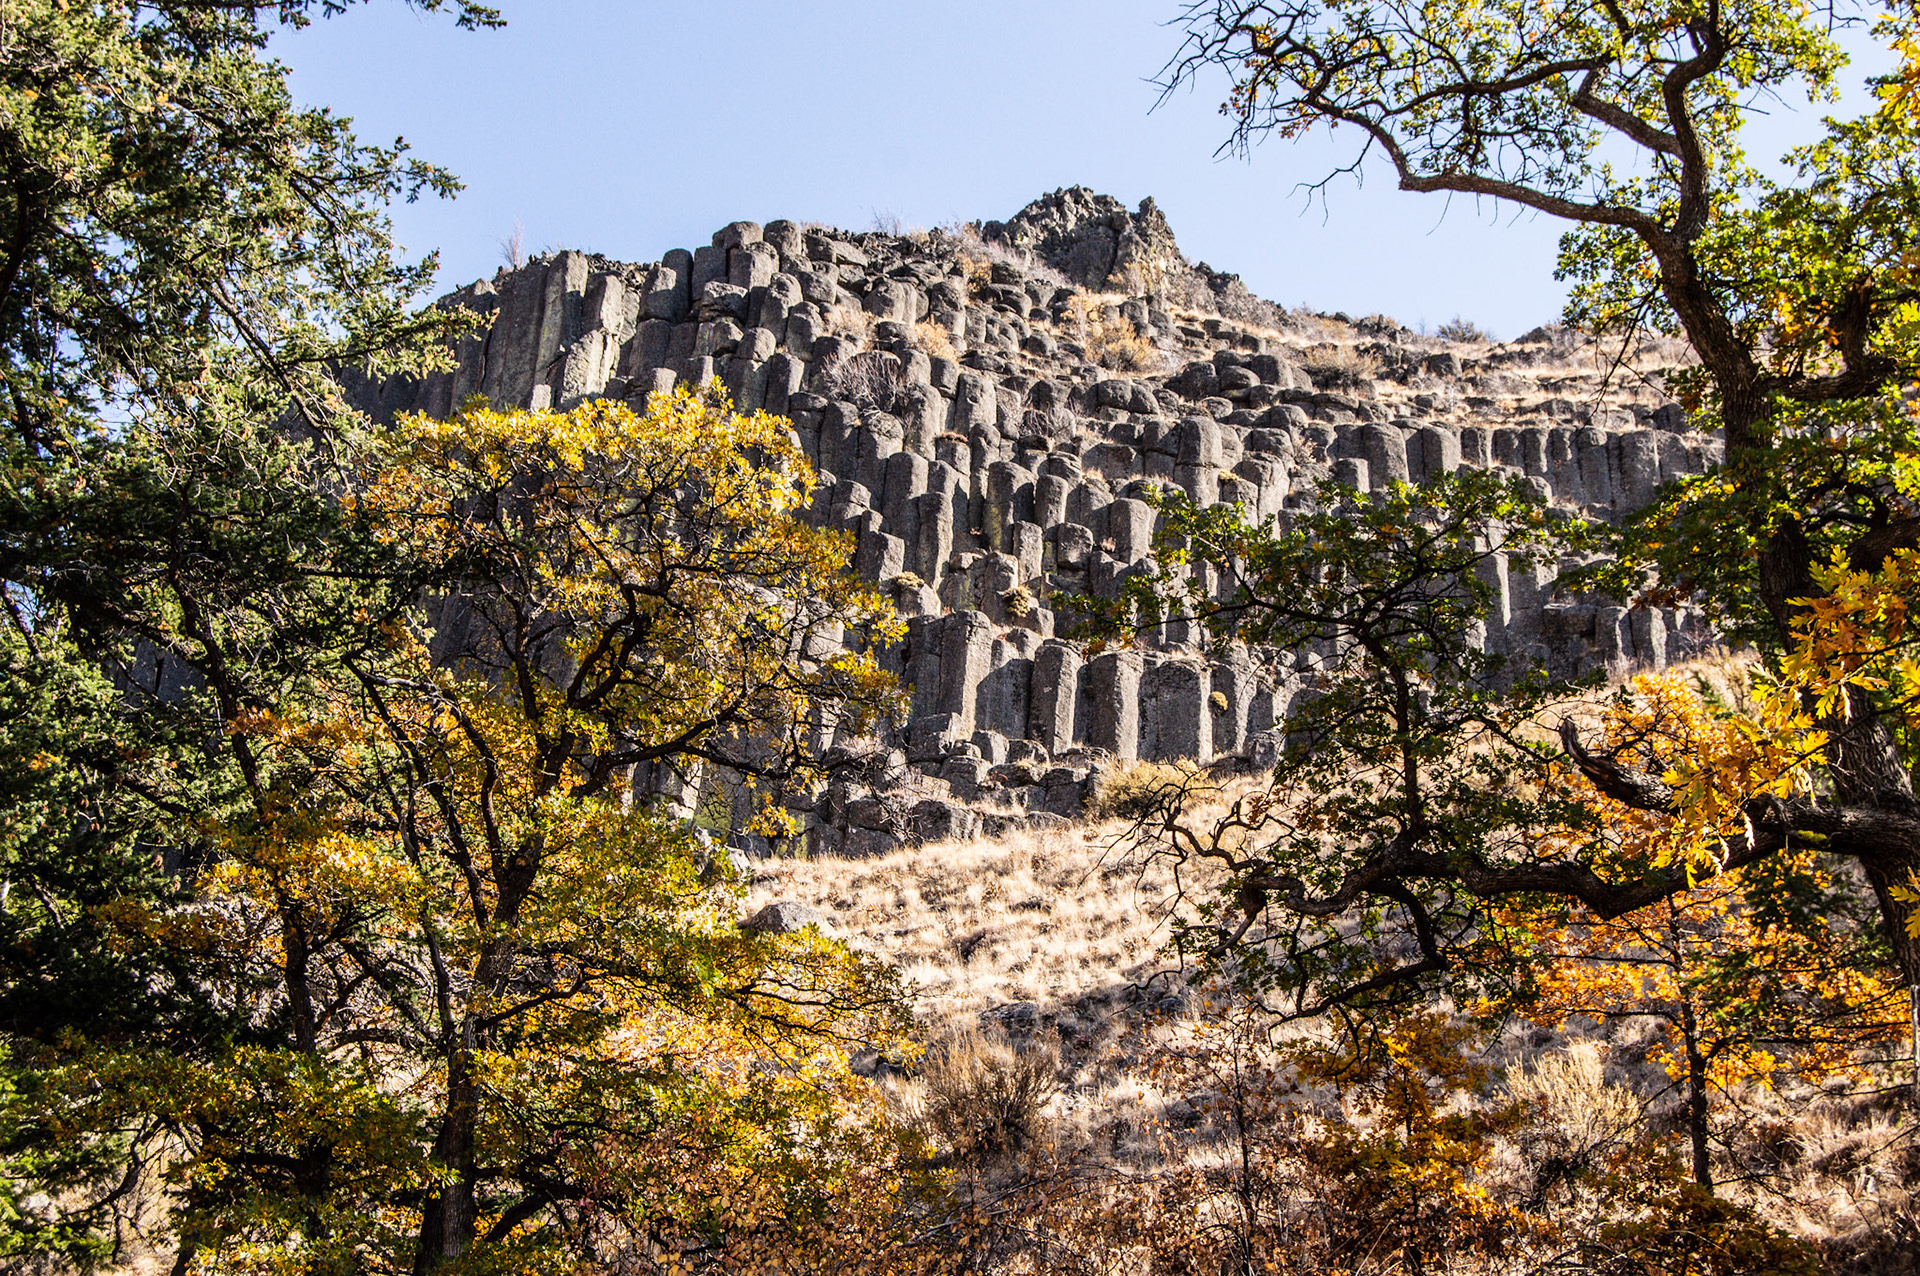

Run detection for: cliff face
[[359, 190, 1717, 855]]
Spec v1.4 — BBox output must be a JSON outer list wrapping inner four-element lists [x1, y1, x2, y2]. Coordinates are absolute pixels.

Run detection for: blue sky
[[276, 2, 1885, 339]]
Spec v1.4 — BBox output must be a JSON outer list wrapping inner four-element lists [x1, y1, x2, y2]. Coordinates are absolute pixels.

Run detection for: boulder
[[742, 901, 830, 935]]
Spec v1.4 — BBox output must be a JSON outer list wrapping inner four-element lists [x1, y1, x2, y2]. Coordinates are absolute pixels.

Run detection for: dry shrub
[[824, 349, 918, 415], [1301, 342, 1382, 385], [961, 256, 994, 298], [1287, 309, 1357, 342], [1089, 758, 1201, 820], [1088, 325, 1163, 373], [825, 303, 879, 348], [1062, 291, 1165, 373], [914, 319, 958, 361], [1504, 1042, 1643, 1202], [912, 1023, 1059, 1163], [948, 222, 1071, 291], [1061, 291, 1106, 330], [1436, 315, 1490, 343], [868, 209, 927, 240]]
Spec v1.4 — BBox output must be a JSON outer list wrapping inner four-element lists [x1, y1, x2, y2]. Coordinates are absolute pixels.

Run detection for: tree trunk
[[416, 924, 524, 1271], [1864, 860, 1920, 992], [413, 1049, 478, 1274], [1679, 1003, 1713, 1191], [1714, 364, 1920, 987]]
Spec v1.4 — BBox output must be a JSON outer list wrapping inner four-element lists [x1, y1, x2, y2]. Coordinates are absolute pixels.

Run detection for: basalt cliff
[[353, 187, 1719, 856]]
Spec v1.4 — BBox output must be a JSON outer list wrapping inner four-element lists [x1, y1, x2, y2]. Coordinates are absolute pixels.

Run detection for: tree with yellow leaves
[[12, 388, 920, 1274], [1497, 678, 1904, 1189]]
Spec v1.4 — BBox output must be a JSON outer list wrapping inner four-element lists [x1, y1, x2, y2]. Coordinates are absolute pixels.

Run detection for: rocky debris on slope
[[354, 192, 1720, 860]]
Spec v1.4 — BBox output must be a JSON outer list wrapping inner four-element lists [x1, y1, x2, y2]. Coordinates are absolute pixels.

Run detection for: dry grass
[[1500, 1041, 1644, 1198], [749, 651, 1915, 1269], [750, 820, 1192, 1026], [1087, 758, 1201, 820]]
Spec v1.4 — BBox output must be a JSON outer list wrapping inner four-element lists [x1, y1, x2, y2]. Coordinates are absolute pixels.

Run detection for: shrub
[[962, 257, 995, 299], [1436, 314, 1490, 342], [823, 302, 876, 343], [1063, 291, 1165, 373], [1089, 326, 1164, 372], [1506, 1042, 1643, 1204], [914, 319, 959, 362], [949, 223, 1071, 291], [824, 349, 919, 415], [914, 1023, 1059, 1163], [1300, 342, 1381, 387], [1089, 758, 1201, 820]]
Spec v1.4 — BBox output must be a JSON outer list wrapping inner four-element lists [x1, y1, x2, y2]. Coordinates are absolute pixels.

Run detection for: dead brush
[[1088, 326, 1164, 373], [1435, 315, 1491, 343], [914, 319, 959, 362], [1063, 291, 1166, 373], [1300, 342, 1381, 387], [825, 302, 880, 348], [1502, 1042, 1643, 1205], [947, 222, 1071, 291], [823, 349, 920, 415], [909, 1022, 1060, 1164], [1090, 758, 1204, 821]]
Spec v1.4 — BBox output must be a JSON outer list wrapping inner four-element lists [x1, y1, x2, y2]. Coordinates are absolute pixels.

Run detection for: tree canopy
[[0, 5, 919, 1270], [1154, 0, 1920, 989]]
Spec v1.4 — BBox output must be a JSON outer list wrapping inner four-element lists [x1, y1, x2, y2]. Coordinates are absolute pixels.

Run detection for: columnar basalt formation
[[354, 188, 1721, 855]]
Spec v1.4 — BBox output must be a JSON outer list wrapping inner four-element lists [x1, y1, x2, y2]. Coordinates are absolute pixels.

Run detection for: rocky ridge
[[355, 187, 1721, 858]]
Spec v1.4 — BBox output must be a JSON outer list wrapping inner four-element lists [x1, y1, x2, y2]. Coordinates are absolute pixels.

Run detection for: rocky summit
[[353, 187, 1720, 858]]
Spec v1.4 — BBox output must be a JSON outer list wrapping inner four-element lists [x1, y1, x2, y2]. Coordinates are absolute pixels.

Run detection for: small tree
[[1502, 674, 1904, 1188], [1088, 471, 1591, 1012]]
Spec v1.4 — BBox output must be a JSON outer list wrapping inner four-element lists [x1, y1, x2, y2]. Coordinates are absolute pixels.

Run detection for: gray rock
[[843, 829, 902, 858], [763, 220, 806, 258], [1141, 657, 1206, 761], [742, 901, 830, 935], [643, 254, 692, 323], [730, 241, 779, 292], [1087, 649, 1145, 761], [980, 1000, 1043, 1033], [697, 281, 750, 323], [1028, 640, 1084, 755], [1171, 360, 1221, 399], [909, 798, 981, 844], [937, 610, 996, 733], [713, 221, 764, 252]]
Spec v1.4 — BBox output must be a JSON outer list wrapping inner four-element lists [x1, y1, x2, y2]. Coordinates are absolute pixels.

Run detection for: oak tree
[[1160, 0, 1920, 982]]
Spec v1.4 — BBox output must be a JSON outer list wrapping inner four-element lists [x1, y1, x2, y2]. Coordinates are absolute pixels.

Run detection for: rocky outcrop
[[356, 193, 1720, 858], [982, 186, 1287, 329]]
